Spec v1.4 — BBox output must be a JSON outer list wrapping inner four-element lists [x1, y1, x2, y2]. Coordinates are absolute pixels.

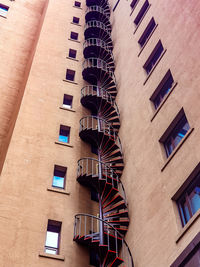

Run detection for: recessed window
[[68, 49, 77, 59], [0, 4, 9, 17], [52, 165, 67, 189], [66, 69, 75, 81], [45, 220, 62, 255], [150, 70, 174, 109], [59, 125, 70, 143], [160, 110, 190, 157], [134, 0, 149, 26], [177, 173, 200, 227], [138, 17, 156, 47], [143, 40, 164, 74], [70, 31, 78, 41], [74, 1, 81, 7], [130, 0, 138, 10], [63, 94, 73, 109], [72, 16, 80, 24], [90, 248, 100, 266]]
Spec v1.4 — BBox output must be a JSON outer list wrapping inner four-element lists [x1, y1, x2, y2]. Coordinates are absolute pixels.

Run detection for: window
[[134, 0, 149, 26], [74, 1, 81, 7], [0, 4, 9, 17], [68, 49, 77, 59], [143, 40, 164, 74], [138, 17, 156, 47], [130, 0, 138, 10], [52, 165, 67, 189], [72, 16, 80, 24], [170, 232, 200, 267], [45, 220, 62, 255], [177, 173, 200, 227], [150, 70, 174, 109], [161, 112, 190, 157], [59, 125, 70, 143], [63, 94, 73, 109], [90, 248, 100, 266], [70, 31, 78, 41], [66, 69, 75, 81]]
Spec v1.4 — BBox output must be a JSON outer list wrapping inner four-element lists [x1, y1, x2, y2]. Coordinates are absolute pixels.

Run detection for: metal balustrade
[[83, 38, 113, 52], [83, 57, 115, 78], [81, 85, 119, 115], [86, 5, 110, 19], [74, 214, 134, 266], [84, 20, 111, 34]]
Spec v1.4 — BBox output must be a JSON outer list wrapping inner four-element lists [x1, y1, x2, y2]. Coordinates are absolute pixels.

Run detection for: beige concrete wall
[[0, 0, 97, 266], [109, 0, 200, 266]]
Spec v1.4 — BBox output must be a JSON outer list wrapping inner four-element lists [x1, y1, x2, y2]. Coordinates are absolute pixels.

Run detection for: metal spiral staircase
[[74, 0, 134, 266]]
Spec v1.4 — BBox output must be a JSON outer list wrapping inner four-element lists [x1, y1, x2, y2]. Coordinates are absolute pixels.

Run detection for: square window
[[66, 69, 75, 81], [70, 31, 78, 41], [63, 94, 73, 109], [68, 49, 77, 59], [159, 109, 190, 157], [138, 17, 156, 48], [150, 70, 174, 109], [74, 1, 81, 7], [45, 220, 62, 255], [134, 0, 149, 26], [0, 4, 9, 17], [143, 40, 164, 74], [73, 16, 80, 24], [52, 165, 67, 189], [59, 125, 70, 143]]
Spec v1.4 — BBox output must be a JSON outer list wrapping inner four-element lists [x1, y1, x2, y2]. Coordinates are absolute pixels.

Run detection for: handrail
[[74, 213, 134, 266], [81, 85, 120, 115], [77, 157, 127, 203], [83, 37, 113, 52], [86, 5, 110, 20], [84, 20, 111, 34], [82, 57, 115, 77]]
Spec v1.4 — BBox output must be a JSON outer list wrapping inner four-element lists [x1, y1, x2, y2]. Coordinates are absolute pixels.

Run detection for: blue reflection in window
[[52, 176, 65, 188]]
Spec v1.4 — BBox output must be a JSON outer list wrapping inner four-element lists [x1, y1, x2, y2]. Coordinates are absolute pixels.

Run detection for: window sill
[[55, 141, 73, 148], [59, 107, 75, 112], [66, 56, 79, 62], [47, 187, 70, 195], [73, 6, 82, 9], [63, 79, 78, 85], [176, 209, 200, 243], [150, 82, 178, 122], [138, 24, 158, 57], [161, 128, 194, 172], [143, 49, 167, 86], [133, 4, 151, 34], [71, 22, 81, 27], [39, 252, 65, 261], [0, 15, 7, 19], [68, 38, 80, 43]]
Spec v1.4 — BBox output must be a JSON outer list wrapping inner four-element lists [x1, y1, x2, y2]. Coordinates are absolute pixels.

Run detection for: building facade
[[0, 0, 200, 266]]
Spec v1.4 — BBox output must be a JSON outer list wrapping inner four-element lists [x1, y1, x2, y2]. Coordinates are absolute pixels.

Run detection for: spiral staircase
[[73, 0, 134, 266]]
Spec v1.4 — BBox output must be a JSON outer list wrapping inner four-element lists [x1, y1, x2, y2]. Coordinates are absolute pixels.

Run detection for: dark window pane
[[66, 69, 75, 81], [73, 16, 79, 24], [134, 0, 149, 26], [69, 49, 77, 59], [70, 32, 78, 40], [138, 17, 156, 47], [74, 1, 81, 7], [63, 94, 73, 109], [164, 115, 190, 157], [153, 72, 174, 109], [59, 125, 70, 143], [130, 0, 137, 9]]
